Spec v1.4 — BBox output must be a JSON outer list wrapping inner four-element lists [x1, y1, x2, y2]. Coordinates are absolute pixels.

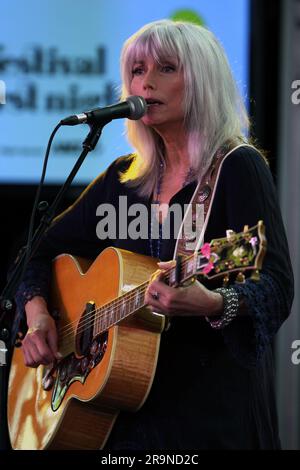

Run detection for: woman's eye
[[161, 65, 176, 72], [132, 67, 143, 75]]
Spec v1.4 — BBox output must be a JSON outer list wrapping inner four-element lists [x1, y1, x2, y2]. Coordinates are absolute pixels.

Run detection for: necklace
[[149, 162, 194, 259]]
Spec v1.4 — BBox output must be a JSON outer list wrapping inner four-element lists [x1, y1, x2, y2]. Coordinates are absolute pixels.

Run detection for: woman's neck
[[160, 136, 190, 173]]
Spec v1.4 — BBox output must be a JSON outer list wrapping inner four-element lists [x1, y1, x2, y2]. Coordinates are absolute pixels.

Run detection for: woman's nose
[[143, 71, 157, 90]]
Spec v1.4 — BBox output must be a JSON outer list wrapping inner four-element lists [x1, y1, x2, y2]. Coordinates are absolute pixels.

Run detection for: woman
[[15, 20, 293, 449]]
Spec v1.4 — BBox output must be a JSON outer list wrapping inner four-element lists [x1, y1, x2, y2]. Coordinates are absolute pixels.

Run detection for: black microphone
[[60, 95, 147, 126]]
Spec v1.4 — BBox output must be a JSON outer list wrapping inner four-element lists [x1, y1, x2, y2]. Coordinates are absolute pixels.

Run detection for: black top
[[15, 146, 294, 450]]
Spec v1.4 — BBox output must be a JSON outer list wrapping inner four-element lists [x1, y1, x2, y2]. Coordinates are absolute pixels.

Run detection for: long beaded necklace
[[149, 162, 194, 259]]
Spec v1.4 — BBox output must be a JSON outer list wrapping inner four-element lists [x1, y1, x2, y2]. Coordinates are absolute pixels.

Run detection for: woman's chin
[[141, 117, 162, 127]]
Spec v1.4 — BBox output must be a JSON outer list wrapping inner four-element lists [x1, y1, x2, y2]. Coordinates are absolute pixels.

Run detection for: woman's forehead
[[132, 55, 179, 65], [129, 35, 180, 62]]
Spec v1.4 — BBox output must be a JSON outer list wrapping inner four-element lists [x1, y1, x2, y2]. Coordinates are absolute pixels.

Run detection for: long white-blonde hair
[[120, 19, 249, 197]]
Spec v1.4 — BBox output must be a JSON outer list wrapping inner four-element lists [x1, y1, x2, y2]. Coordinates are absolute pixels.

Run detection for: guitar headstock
[[196, 220, 266, 283]]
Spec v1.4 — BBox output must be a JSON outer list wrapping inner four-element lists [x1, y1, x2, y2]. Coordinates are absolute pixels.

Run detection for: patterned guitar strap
[[161, 144, 252, 332], [173, 144, 252, 261]]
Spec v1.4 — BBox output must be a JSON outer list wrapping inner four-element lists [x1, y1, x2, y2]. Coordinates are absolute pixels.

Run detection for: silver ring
[[152, 291, 160, 301]]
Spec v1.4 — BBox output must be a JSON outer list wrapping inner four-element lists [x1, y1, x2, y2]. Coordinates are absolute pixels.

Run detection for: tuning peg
[[251, 270, 260, 281], [235, 272, 245, 283], [226, 229, 236, 242]]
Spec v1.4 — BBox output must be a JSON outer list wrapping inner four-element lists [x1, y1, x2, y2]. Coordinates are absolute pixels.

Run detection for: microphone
[[60, 95, 147, 126]]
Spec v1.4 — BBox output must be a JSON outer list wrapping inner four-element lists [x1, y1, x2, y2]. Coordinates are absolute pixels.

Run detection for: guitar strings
[[57, 254, 200, 343], [57, 247, 231, 346], [58, 260, 250, 356], [58, 283, 151, 354], [57, 235, 249, 346], [59, 282, 148, 337], [59, 260, 253, 355], [58, 255, 192, 337], [58, 266, 176, 342]]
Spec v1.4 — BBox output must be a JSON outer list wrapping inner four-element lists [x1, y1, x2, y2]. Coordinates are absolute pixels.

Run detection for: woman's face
[[129, 56, 185, 131]]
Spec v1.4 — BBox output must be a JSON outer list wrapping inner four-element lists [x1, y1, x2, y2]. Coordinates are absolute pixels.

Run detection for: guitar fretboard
[[93, 252, 207, 334]]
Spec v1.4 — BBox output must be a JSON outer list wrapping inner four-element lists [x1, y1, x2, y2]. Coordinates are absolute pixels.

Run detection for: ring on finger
[[152, 291, 160, 301]]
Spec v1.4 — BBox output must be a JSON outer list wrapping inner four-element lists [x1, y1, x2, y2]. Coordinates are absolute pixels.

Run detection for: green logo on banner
[[170, 9, 205, 26]]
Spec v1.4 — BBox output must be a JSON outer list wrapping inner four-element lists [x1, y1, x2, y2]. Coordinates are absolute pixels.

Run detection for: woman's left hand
[[145, 261, 223, 317]]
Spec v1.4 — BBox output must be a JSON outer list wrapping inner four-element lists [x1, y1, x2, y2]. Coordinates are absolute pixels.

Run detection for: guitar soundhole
[[51, 331, 108, 411], [77, 301, 96, 356]]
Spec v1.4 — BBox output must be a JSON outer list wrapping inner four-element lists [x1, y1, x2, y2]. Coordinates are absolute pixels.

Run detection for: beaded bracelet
[[205, 287, 239, 329]]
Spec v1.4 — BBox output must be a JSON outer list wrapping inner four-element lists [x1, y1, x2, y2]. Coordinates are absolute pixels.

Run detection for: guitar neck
[[93, 253, 204, 334], [92, 221, 266, 335]]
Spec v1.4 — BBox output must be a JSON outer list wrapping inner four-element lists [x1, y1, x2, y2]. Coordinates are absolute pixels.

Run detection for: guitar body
[[8, 247, 165, 450], [7, 222, 266, 450]]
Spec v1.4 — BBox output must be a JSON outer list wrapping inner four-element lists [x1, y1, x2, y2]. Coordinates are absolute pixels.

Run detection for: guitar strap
[[173, 144, 254, 259]]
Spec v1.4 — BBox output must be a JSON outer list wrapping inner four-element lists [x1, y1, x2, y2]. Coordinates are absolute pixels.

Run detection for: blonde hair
[[120, 19, 249, 197]]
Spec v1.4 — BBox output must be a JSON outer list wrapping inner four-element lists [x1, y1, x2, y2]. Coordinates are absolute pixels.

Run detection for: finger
[[145, 283, 163, 305], [148, 279, 175, 297], [22, 332, 45, 367], [22, 344, 33, 367], [144, 298, 165, 315], [46, 328, 61, 360], [145, 289, 160, 305], [34, 334, 57, 364], [149, 269, 164, 284], [157, 260, 176, 270], [27, 329, 56, 364], [145, 287, 173, 315], [23, 343, 40, 368], [29, 339, 53, 366], [145, 284, 162, 306]]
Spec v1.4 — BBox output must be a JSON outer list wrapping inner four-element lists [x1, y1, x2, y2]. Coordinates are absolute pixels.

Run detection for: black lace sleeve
[[223, 272, 291, 367], [13, 156, 133, 322], [206, 147, 294, 367], [14, 259, 51, 319]]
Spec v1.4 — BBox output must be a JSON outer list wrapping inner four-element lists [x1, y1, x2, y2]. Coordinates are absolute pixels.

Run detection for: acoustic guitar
[[8, 221, 266, 449]]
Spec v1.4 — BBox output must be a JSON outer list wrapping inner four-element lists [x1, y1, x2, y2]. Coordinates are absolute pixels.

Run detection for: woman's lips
[[146, 98, 164, 106]]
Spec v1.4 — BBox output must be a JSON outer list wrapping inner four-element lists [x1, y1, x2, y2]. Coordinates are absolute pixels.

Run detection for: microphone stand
[[0, 121, 106, 449]]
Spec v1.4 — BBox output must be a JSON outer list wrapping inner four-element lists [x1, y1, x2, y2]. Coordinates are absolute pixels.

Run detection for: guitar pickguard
[[51, 331, 108, 411]]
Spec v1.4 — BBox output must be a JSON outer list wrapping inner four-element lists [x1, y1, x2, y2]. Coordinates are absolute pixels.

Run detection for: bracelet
[[205, 287, 239, 329]]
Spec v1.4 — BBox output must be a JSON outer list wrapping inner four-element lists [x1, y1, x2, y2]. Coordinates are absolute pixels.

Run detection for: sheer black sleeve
[[207, 146, 294, 367], [14, 156, 132, 320]]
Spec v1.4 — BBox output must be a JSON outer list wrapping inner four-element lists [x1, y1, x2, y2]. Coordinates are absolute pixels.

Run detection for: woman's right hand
[[23, 296, 61, 368]]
